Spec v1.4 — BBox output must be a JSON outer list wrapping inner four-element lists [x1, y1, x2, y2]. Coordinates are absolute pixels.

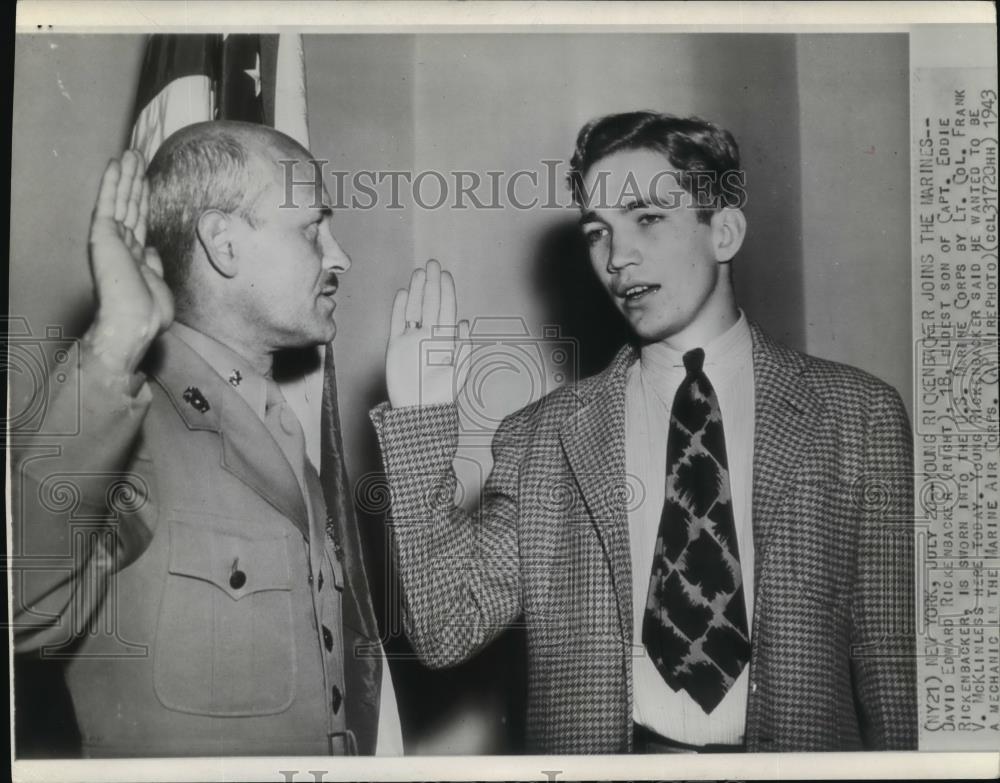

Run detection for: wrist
[[387, 384, 455, 410], [84, 316, 154, 376], [81, 348, 151, 401]]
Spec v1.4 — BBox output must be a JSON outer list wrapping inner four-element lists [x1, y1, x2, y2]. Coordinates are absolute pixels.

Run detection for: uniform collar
[[171, 321, 269, 420]]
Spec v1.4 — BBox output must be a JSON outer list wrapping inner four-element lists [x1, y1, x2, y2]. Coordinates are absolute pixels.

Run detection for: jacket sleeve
[[849, 383, 918, 749], [10, 339, 155, 654], [370, 401, 526, 668]]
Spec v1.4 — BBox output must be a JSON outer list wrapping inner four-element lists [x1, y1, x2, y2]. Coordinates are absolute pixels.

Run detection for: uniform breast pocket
[[153, 518, 296, 716]]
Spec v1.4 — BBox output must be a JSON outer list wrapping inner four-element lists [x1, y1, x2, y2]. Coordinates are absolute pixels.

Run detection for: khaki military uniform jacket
[[13, 328, 382, 757]]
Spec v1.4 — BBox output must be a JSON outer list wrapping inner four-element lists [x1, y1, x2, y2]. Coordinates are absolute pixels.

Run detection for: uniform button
[[751, 680, 757, 693], [229, 569, 247, 590], [331, 685, 342, 714], [322, 625, 334, 652]]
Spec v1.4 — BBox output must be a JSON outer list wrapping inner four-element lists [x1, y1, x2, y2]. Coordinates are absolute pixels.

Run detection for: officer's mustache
[[320, 273, 340, 295]]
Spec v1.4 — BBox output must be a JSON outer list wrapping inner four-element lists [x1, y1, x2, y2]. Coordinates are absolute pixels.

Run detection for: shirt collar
[[171, 321, 269, 419], [638, 310, 753, 398]]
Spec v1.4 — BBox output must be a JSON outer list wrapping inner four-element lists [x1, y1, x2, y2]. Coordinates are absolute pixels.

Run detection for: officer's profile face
[[227, 148, 352, 351], [579, 147, 729, 347]]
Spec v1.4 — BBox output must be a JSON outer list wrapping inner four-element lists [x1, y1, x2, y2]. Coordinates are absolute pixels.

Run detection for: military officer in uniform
[[11, 121, 399, 756]]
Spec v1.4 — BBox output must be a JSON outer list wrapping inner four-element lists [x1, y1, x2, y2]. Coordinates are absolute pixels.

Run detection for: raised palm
[[87, 149, 174, 374], [385, 259, 469, 409]]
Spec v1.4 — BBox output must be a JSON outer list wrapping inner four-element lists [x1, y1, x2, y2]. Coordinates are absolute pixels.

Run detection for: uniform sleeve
[[370, 401, 526, 668], [10, 339, 155, 654], [849, 383, 918, 749]]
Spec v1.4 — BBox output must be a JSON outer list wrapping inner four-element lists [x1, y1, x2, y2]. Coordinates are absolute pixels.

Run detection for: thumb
[[141, 249, 175, 333], [143, 245, 165, 278], [454, 319, 472, 393]]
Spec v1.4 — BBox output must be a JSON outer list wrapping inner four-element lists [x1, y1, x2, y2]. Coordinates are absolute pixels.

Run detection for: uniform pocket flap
[[167, 518, 292, 600]]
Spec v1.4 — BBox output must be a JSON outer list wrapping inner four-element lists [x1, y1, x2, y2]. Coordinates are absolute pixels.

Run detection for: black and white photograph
[[6, 1, 998, 780]]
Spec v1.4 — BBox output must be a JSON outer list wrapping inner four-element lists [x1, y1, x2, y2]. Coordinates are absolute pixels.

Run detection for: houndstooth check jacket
[[371, 321, 917, 753]]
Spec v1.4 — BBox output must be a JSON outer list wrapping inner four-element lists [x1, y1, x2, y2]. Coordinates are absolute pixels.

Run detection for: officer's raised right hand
[[86, 149, 174, 375]]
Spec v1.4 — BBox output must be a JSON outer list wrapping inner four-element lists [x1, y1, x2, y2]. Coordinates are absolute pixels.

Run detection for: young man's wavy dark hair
[[568, 111, 744, 224]]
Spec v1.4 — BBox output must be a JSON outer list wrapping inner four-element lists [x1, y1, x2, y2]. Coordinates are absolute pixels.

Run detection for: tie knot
[[265, 379, 287, 413], [265, 379, 304, 439], [682, 348, 705, 375]]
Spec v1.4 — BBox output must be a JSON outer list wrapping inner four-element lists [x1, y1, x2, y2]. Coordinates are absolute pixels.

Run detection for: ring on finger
[[405, 320, 421, 330]]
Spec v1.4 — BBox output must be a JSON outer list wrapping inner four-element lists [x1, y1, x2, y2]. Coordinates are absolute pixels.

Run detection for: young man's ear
[[710, 207, 747, 264], [196, 210, 238, 278]]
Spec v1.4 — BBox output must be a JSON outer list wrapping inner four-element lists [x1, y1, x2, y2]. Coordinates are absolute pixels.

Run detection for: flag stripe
[[259, 34, 278, 128], [130, 75, 214, 164], [131, 35, 221, 125], [273, 32, 310, 148]]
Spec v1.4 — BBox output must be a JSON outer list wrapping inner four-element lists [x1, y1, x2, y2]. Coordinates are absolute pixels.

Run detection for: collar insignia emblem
[[183, 386, 211, 413], [228, 369, 243, 387]]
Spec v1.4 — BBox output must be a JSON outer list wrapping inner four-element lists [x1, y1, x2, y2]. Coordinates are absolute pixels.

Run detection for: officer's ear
[[710, 207, 747, 264], [196, 210, 238, 279]]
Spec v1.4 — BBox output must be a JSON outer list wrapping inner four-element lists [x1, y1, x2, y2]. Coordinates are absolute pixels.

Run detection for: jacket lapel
[[748, 322, 826, 583], [559, 346, 636, 645], [745, 323, 826, 746], [146, 329, 310, 538]]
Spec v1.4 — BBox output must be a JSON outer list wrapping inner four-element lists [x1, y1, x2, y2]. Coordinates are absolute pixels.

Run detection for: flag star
[[244, 53, 262, 97]]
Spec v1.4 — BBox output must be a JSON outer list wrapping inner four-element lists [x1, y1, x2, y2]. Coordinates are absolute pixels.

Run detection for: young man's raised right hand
[[384, 259, 470, 409]]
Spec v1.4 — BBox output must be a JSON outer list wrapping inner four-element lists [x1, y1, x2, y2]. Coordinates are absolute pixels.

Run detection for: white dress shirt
[[626, 312, 756, 745]]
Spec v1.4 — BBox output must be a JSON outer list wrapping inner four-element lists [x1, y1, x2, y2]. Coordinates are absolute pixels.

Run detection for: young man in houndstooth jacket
[[371, 111, 917, 754]]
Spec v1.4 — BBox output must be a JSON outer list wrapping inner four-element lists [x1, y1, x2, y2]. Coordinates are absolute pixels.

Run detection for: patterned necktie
[[641, 347, 751, 714]]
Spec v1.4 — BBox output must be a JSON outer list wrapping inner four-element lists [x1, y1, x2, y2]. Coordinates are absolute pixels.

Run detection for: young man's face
[[579, 148, 731, 347], [230, 154, 351, 350]]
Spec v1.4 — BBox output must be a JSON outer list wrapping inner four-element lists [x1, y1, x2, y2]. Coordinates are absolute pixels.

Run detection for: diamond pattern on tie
[[642, 347, 750, 714]]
